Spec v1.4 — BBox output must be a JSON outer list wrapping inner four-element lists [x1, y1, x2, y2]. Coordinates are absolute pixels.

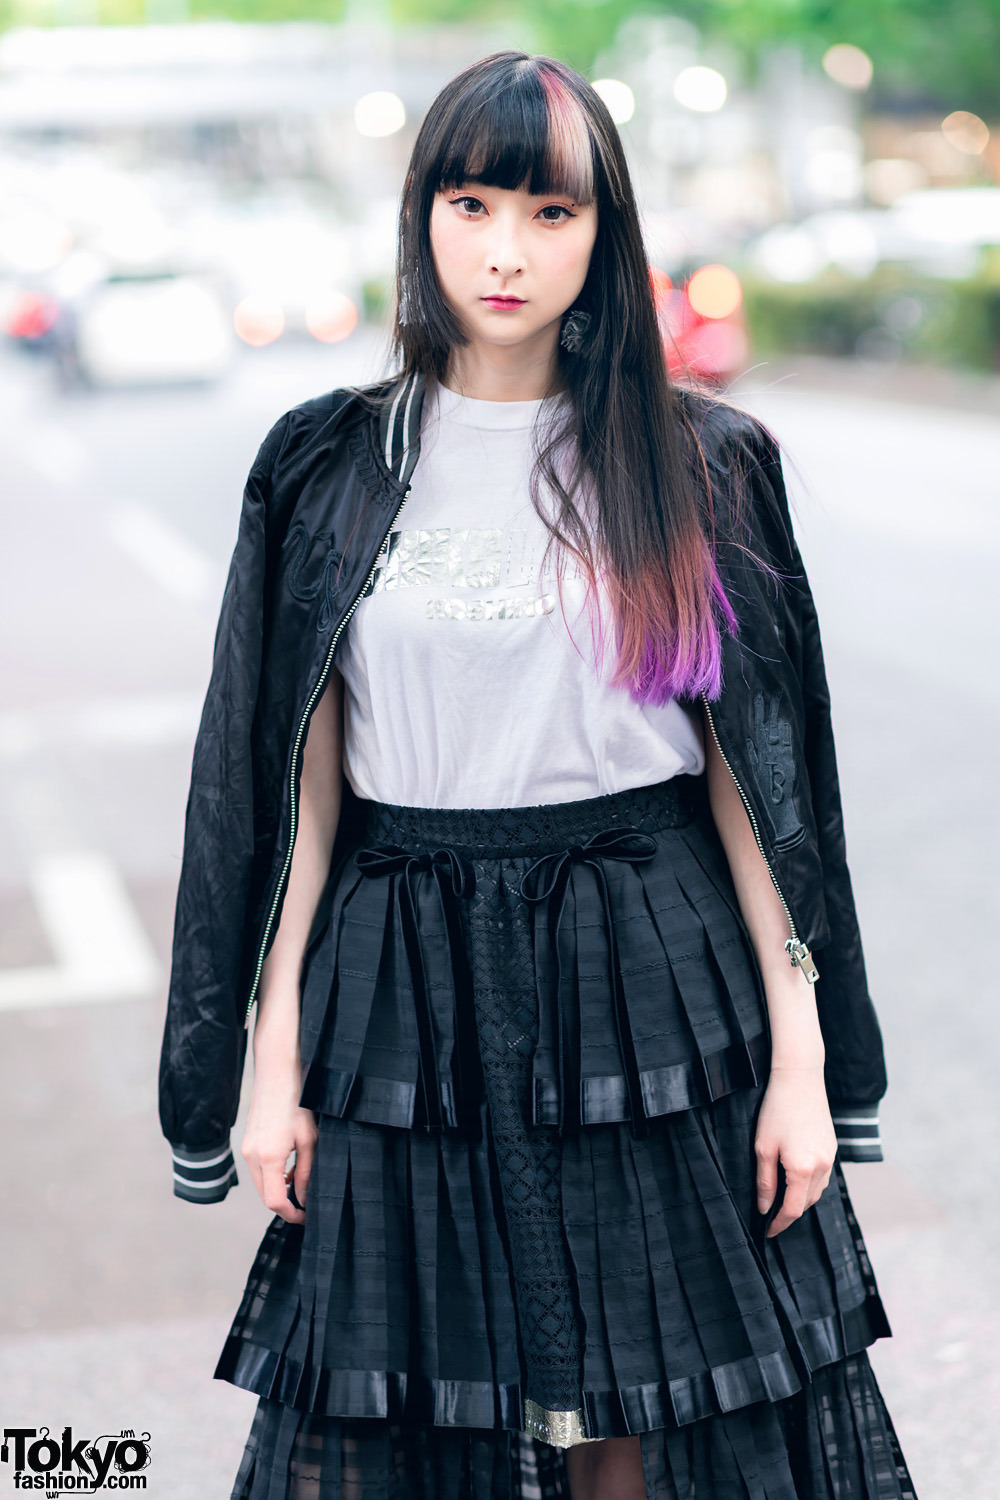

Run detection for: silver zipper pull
[[785, 938, 819, 984]]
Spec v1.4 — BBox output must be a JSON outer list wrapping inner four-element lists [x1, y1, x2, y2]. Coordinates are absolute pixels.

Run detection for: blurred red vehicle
[[4, 288, 59, 343], [651, 264, 749, 387]]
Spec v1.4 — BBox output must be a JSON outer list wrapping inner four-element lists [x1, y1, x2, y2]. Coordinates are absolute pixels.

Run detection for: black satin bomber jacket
[[158, 371, 888, 1204]]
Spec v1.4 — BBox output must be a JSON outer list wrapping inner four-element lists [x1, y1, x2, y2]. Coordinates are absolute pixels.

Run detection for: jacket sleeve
[[158, 413, 290, 1202], [734, 415, 887, 1164]]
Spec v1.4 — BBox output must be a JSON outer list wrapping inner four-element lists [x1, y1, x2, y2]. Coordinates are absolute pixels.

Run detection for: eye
[[449, 195, 487, 216], [537, 204, 575, 223]]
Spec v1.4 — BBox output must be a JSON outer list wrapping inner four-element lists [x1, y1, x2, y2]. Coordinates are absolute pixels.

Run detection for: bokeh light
[[805, 150, 863, 200], [686, 264, 742, 319], [354, 91, 406, 139], [5, 289, 58, 339], [941, 111, 990, 155], [592, 78, 635, 125], [864, 158, 929, 205], [684, 320, 749, 379], [752, 226, 827, 283], [233, 295, 285, 347], [305, 292, 359, 344], [822, 44, 874, 90], [673, 67, 728, 113]]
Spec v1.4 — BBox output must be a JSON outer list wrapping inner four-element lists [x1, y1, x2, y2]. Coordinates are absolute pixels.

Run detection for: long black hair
[[376, 50, 742, 702]]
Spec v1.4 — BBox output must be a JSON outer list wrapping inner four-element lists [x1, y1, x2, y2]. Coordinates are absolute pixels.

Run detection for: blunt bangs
[[436, 60, 596, 206]]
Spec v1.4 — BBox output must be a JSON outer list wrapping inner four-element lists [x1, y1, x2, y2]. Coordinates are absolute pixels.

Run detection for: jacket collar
[[374, 369, 427, 493]]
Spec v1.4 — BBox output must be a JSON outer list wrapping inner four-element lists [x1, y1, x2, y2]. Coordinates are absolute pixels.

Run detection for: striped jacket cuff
[[831, 1107, 883, 1163], [170, 1137, 239, 1203]]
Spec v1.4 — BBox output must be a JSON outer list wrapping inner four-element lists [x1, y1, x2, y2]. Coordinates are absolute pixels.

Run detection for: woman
[[159, 51, 917, 1499]]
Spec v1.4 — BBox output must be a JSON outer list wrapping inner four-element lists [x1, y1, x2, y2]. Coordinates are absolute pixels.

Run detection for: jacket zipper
[[243, 486, 412, 1027], [700, 692, 819, 984]]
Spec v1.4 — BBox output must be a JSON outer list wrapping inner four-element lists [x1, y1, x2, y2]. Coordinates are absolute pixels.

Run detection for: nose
[[487, 217, 525, 279], [491, 252, 523, 278]]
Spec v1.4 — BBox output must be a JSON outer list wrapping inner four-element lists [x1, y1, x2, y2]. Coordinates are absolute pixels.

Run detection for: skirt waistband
[[356, 773, 709, 861], [301, 764, 766, 1141]]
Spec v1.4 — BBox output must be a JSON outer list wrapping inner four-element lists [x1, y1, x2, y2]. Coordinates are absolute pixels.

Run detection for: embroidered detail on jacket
[[284, 524, 345, 633], [745, 689, 803, 845], [348, 422, 406, 510]]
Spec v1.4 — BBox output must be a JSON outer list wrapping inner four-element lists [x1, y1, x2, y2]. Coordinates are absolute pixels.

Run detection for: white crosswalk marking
[[0, 852, 161, 1011], [106, 501, 220, 601], [0, 691, 202, 759]]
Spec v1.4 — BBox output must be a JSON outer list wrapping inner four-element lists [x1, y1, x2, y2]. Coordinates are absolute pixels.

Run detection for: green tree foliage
[[188, 0, 345, 19], [677, 0, 1000, 113], [386, 0, 1000, 114]]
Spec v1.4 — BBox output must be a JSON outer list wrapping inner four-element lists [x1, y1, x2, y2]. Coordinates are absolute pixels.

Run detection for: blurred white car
[[749, 188, 1000, 284], [61, 268, 234, 386]]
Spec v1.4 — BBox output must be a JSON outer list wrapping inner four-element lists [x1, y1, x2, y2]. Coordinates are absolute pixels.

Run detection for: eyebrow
[[446, 183, 579, 202]]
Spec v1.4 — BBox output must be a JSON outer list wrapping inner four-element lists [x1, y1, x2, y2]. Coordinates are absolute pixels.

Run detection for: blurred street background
[[0, 2, 998, 1495]]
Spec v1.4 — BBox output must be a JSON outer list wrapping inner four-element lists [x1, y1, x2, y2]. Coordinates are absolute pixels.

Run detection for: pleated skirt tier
[[216, 773, 917, 1499]]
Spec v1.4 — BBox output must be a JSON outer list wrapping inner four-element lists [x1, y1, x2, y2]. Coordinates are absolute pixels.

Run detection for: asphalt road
[[0, 329, 996, 1497]]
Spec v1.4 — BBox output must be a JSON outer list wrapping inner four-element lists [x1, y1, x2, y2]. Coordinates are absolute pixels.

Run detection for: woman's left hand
[[755, 1065, 838, 1238]]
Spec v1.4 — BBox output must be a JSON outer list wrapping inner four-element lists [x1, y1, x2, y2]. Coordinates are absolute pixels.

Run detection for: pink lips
[[481, 296, 526, 309]]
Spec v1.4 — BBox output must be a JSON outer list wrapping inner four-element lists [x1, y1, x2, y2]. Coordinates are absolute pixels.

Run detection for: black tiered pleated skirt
[[215, 773, 917, 1499]]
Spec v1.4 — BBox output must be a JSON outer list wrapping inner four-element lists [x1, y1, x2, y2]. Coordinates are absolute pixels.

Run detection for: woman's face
[[429, 181, 598, 354]]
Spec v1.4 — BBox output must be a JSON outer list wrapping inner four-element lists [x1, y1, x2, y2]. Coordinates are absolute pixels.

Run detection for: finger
[[284, 1168, 306, 1216], [292, 1140, 316, 1214], [278, 1163, 307, 1224], [766, 1173, 809, 1237], [755, 1143, 778, 1215], [263, 1162, 304, 1224]]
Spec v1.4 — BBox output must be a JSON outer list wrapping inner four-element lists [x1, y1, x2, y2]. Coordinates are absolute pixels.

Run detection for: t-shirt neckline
[[432, 381, 569, 431]]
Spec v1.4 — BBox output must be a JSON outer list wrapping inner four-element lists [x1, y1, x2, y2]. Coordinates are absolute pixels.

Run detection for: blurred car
[[59, 267, 234, 386], [748, 189, 1000, 286], [3, 255, 235, 387], [651, 263, 750, 387]]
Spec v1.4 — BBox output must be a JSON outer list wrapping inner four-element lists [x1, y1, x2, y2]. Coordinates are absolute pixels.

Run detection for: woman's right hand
[[241, 1056, 318, 1225]]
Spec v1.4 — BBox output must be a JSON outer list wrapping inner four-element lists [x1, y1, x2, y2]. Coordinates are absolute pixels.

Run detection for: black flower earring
[[559, 307, 591, 354]]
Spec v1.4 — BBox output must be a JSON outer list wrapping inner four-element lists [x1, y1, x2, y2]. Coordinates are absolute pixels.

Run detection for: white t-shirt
[[336, 382, 705, 809]]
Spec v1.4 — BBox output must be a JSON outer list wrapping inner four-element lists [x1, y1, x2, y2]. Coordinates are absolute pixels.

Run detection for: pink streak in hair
[[535, 63, 596, 204], [555, 538, 740, 705]]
